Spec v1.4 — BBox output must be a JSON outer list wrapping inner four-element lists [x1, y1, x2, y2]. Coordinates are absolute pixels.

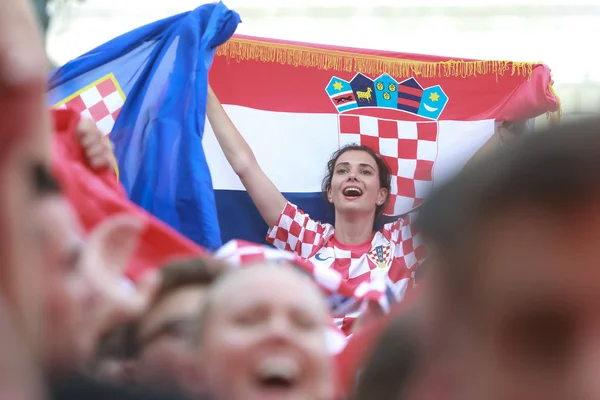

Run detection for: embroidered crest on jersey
[[367, 244, 391, 269], [326, 73, 448, 216]]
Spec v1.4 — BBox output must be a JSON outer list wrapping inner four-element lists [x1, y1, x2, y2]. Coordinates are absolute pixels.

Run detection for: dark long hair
[[321, 144, 392, 217]]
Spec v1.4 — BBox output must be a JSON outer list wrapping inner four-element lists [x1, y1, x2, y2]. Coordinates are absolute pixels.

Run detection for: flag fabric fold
[[48, 2, 241, 251], [50, 108, 205, 281]]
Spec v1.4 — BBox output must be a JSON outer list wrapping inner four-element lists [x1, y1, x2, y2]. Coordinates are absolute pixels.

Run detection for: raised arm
[[467, 121, 525, 166], [206, 86, 287, 227]]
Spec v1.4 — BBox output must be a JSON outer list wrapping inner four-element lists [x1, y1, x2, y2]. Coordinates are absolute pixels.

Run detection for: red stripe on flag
[[397, 97, 421, 109], [397, 85, 423, 97], [211, 35, 558, 120]]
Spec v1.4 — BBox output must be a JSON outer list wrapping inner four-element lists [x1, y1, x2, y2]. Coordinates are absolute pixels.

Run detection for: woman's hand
[[76, 118, 115, 170]]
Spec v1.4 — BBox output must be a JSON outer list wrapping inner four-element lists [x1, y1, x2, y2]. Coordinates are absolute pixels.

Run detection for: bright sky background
[[47, 0, 600, 119]]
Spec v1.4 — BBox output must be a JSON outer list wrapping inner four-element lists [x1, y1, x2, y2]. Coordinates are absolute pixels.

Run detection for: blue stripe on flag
[[215, 190, 396, 245], [214, 191, 334, 245]]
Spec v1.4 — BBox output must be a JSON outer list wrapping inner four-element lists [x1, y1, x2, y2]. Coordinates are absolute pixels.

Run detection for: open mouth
[[258, 375, 295, 389], [255, 357, 300, 393], [343, 187, 363, 197]]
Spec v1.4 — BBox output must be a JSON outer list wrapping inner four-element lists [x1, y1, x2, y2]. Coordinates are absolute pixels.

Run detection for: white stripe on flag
[[204, 105, 495, 193]]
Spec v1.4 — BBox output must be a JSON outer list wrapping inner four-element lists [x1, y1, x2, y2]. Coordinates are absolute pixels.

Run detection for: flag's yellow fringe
[[546, 81, 562, 125], [216, 38, 536, 82]]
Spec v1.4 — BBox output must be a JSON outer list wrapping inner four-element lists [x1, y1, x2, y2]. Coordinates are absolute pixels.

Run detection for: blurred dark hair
[[321, 144, 392, 217], [354, 312, 421, 400], [132, 257, 229, 354], [94, 322, 137, 361], [151, 257, 228, 308], [86, 322, 137, 381], [32, 163, 61, 196], [417, 117, 600, 305]]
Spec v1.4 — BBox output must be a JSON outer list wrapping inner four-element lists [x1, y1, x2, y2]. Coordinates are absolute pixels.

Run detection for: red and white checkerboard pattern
[[338, 114, 438, 216], [265, 202, 424, 335], [55, 75, 125, 136], [268, 203, 334, 258], [215, 238, 382, 304]]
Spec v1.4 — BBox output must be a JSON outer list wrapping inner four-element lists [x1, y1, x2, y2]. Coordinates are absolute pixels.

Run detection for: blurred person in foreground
[[353, 309, 421, 400], [186, 263, 335, 400], [0, 0, 53, 398], [351, 294, 457, 400], [0, 1, 181, 399], [34, 121, 190, 400], [418, 117, 600, 400], [0, 0, 50, 360], [33, 163, 157, 379], [131, 257, 227, 389], [88, 322, 138, 386]]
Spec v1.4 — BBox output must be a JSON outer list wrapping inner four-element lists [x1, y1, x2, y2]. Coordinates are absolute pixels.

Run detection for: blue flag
[[48, 2, 241, 250]]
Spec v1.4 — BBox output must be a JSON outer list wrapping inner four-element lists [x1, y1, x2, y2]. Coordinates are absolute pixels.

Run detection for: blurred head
[[135, 257, 227, 388], [196, 263, 334, 400], [0, 0, 50, 359], [420, 118, 600, 400], [322, 144, 391, 221], [0, 158, 45, 360], [33, 167, 101, 372], [354, 311, 421, 400]]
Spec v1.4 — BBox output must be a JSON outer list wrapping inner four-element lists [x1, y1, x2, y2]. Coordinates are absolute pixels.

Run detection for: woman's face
[[328, 150, 388, 218]]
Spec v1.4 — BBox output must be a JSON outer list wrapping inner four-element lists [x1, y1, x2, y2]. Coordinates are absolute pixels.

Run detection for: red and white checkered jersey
[[266, 201, 425, 335]]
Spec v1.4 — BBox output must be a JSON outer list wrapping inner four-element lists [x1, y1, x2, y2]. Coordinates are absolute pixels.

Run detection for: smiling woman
[[321, 144, 392, 219]]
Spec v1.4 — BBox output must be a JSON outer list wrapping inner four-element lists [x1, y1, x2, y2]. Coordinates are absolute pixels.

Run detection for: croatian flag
[[206, 35, 560, 245]]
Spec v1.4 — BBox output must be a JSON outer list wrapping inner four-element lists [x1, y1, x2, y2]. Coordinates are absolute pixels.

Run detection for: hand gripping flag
[[47, 2, 241, 251], [50, 108, 206, 281]]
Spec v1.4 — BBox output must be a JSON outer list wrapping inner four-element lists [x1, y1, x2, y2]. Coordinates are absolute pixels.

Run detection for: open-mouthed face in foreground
[[198, 265, 334, 400]]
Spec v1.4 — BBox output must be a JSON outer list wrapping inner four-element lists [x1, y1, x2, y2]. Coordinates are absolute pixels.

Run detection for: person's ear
[[377, 187, 388, 207]]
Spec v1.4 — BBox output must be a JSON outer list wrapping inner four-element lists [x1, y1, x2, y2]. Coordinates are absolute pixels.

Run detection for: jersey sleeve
[[381, 211, 419, 244], [381, 211, 425, 270], [266, 202, 334, 258]]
